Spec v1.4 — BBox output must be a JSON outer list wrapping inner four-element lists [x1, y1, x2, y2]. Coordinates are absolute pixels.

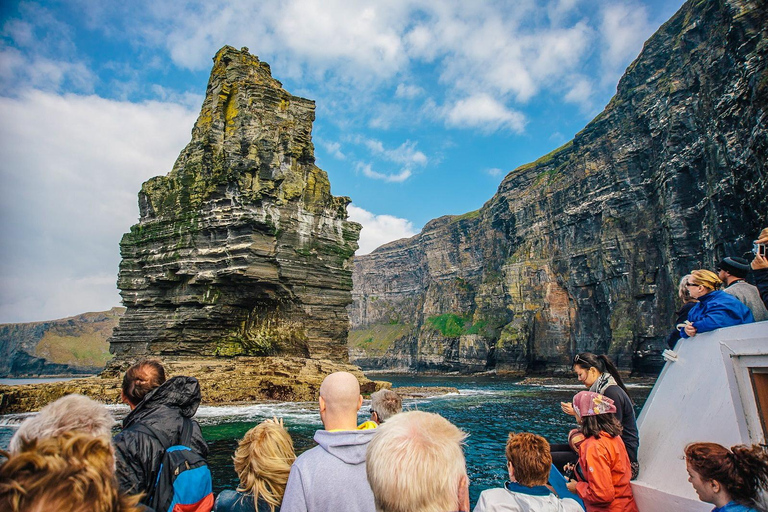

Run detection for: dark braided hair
[[573, 352, 631, 402], [685, 442, 768, 507]]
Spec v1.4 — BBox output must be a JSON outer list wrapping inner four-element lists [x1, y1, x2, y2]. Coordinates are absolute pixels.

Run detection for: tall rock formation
[[349, 0, 767, 373], [110, 47, 360, 362]]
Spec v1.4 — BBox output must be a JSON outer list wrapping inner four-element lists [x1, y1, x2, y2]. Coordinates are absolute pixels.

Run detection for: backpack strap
[[179, 417, 193, 447], [131, 418, 193, 448]]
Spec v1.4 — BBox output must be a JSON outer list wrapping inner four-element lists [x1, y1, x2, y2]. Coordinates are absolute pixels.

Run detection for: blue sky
[[0, 0, 685, 323]]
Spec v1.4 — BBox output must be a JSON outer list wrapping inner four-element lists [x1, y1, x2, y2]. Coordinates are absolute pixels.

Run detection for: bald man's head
[[319, 372, 363, 430]]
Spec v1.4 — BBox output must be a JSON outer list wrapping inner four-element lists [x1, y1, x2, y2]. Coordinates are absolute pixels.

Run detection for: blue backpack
[[135, 417, 213, 512]]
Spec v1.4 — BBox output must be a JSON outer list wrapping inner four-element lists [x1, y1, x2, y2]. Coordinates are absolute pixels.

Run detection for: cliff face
[[0, 308, 122, 377], [110, 47, 360, 362], [349, 0, 768, 374]]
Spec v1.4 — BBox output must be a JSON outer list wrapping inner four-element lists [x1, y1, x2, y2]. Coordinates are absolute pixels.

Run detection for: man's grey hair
[[366, 411, 467, 512], [9, 394, 115, 454], [370, 388, 402, 423]]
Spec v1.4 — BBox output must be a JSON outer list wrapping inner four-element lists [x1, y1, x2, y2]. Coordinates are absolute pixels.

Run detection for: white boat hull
[[632, 322, 768, 511]]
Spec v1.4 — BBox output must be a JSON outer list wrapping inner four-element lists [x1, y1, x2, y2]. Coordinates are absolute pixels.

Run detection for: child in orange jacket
[[565, 391, 639, 512]]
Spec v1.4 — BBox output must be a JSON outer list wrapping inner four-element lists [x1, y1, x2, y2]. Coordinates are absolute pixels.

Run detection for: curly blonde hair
[[233, 421, 296, 511], [0, 432, 142, 512]]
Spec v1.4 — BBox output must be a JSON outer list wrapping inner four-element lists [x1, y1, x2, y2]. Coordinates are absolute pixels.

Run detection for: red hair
[[685, 442, 768, 507]]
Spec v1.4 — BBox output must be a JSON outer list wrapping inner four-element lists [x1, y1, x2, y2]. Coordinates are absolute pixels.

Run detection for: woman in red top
[[565, 391, 639, 512]]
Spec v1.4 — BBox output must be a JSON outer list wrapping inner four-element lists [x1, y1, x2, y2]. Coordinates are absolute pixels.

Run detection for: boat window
[[750, 369, 768, 440]]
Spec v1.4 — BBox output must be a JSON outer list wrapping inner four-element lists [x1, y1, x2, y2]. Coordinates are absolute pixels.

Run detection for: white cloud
[[600, 3, 652, 72], [358, 163, 412, 183], [320, 140, 347, 160], [0, 90, 197, 323], [564, 75, 593, 105], [395, 83, 424, 99], [3, 0, 664, 133], [0, 46, 97, 94], [357, 137, 428, 167], [445, 94, 526, 133], [486, 168, 504, 177], [347, 204, 417, 254]]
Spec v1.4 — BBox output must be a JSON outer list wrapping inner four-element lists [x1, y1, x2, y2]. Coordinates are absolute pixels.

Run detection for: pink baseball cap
[[572, 391, 617, 417]]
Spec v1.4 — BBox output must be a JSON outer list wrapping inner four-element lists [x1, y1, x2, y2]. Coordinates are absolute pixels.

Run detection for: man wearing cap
[[718, 256, 768, 322]]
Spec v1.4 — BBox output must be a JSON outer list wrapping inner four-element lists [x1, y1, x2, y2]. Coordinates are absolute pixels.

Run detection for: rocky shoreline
[[0, 357, 389, 414]]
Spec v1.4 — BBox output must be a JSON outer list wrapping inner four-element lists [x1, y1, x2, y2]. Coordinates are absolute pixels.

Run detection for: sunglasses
[[573, 354, 587, 365]]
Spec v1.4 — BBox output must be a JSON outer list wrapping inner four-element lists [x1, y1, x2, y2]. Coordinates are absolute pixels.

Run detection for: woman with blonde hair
[[215, 418, 296, 512], [679, 269, 753, 339]]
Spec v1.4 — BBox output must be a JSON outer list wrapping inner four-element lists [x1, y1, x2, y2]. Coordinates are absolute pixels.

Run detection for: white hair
[[9, 394, 115, 454], [366, 411, 467, 512]]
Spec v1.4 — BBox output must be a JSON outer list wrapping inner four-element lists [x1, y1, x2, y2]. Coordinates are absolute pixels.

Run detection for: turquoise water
[[0, 374, 651, 506], [198, 374, 651, 505]]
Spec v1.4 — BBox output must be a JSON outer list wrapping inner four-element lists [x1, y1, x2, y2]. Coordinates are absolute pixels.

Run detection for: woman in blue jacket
[[679, 269, 754, 339]]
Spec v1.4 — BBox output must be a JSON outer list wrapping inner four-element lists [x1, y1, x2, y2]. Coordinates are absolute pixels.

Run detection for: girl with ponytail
[[685, 442, 768, 511], [559, 353, 640, 479]]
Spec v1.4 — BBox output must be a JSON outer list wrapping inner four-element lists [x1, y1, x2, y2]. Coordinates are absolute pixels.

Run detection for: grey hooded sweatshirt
[[281, 428, 377, 512]]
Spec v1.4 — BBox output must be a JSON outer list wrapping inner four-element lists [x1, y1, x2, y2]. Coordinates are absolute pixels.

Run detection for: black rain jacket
[[114, 375, 209, 503]]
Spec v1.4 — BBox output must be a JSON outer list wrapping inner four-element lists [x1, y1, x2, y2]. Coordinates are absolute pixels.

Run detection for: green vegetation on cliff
[[425, 313, 487, 337], [349, 323, 412, 355]]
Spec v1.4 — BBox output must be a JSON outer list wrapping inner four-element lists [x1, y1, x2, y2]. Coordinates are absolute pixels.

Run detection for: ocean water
[[0, 373, 652, 505]]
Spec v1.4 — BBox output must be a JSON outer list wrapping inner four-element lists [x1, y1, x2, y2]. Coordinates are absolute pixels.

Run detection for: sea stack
[[110, 46, 360, 362]]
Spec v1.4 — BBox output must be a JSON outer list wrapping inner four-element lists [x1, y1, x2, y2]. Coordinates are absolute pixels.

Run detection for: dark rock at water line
[[110, 47, 360, 362], [349, 0, 768, 374]]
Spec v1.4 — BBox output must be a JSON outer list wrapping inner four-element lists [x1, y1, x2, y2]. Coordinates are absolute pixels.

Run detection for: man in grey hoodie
[[281, 371, 376, 512]]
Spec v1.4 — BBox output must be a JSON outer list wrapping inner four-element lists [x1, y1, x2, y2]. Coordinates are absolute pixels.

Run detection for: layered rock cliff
[[349, 0, 768, 373], [0, 308, 122, 377], [111, 47, 360, 362]]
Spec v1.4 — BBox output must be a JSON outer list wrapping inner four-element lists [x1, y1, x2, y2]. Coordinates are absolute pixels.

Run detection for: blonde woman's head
[[689, 269, 722, 291], [233, 420, 296, 511]]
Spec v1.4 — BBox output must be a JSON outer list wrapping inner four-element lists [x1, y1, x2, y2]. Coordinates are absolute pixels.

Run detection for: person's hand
[[757, 228, 768, 244], [566, 480, 578, 493], [752, 253, 768, 270], [563, 462, 575, 474], [684, 323, 697, 337], [560, 401, 576, 416], [265, 416, 284, 427]]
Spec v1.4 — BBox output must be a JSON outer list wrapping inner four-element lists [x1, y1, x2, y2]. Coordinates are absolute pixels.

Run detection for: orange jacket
[[575, 432, 639, 512]]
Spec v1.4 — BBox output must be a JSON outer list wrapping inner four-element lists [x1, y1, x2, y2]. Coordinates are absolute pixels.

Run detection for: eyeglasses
[[686, 283, 700, 288]]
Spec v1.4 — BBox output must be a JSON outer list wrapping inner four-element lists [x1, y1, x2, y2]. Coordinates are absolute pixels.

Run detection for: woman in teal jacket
[[679, 269, 753, 339]]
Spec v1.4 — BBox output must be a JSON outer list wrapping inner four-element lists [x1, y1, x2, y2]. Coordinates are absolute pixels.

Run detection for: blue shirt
[[713, 501, 758, 512]]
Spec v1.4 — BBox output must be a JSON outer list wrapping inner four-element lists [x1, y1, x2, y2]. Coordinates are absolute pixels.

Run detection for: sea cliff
[[349, 0, 768, 374], [0, 308, 123, 377]]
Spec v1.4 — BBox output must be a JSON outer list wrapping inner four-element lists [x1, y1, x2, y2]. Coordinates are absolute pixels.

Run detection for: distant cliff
[[349, 0, 768, 374], [0, 308, 122, 377], [110, 47, 360, 362]]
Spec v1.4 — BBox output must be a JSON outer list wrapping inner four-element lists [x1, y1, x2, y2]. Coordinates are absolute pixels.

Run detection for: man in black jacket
[[113, 359, 209, 504]]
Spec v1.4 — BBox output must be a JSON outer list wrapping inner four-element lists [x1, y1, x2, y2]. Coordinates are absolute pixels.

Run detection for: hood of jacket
[[313, 428, 376, 465], [123, 375, 202, 429]]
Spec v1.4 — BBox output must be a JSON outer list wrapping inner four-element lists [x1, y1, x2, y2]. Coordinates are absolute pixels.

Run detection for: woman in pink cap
[[565, 391, 638, 512]]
